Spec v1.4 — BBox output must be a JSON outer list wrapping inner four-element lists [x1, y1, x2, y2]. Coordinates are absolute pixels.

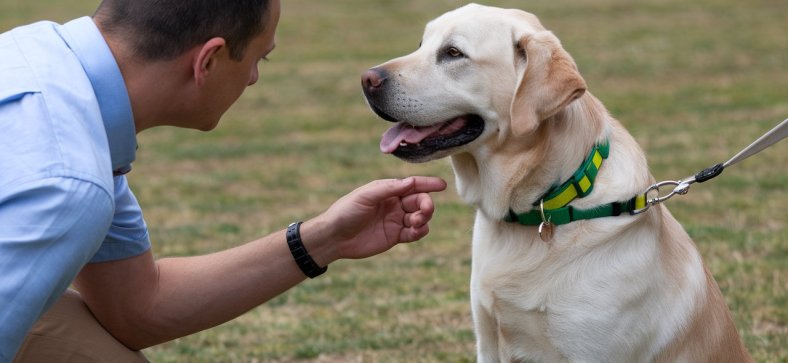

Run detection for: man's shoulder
[[0, 20, 113, 191], [1, 20, 90, 91], [0, 20, 60, 45], [0, 22, 56, 101], [0, 20, 64, 66]]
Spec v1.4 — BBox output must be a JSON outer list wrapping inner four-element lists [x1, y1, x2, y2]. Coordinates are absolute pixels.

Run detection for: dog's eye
[[447, 47, 464, 58]]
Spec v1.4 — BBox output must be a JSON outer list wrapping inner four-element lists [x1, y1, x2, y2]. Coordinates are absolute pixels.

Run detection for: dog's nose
[[362, 68, 388, 93]]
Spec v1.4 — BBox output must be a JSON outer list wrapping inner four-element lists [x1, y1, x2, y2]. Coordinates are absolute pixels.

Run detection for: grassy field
[[2, 0, 786, 362]]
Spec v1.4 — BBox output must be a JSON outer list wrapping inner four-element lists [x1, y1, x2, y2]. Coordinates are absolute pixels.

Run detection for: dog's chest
[[472, 256, 571, 361], [470, 215, 562, 312], [470, 220, 570, 357], [471, 242, 614, 361], [469, 214, 679, 361]]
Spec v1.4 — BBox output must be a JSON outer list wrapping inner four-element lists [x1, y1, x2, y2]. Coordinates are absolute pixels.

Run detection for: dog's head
[[362, 3, 586, 163]]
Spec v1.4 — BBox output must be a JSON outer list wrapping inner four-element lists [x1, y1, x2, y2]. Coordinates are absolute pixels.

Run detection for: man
[[0, 0, 447, 361]]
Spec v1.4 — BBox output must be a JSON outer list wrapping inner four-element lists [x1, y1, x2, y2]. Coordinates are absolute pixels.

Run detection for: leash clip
[[632, 178, 694, 214], [649, 179, 694, 204]]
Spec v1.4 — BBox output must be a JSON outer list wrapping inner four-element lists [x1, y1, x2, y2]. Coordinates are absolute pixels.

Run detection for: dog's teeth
[[400, 142, 408, 146]]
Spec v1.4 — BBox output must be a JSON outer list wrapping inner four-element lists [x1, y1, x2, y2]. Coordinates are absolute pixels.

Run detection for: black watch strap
[[286, 222, 327, 278]]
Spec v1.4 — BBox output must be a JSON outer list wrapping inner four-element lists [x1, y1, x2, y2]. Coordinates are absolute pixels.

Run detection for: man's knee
[[13, 289, 148, 363]]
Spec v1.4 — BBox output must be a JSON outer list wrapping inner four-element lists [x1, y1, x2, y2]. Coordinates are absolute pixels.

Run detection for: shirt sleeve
[[0, 176, 114, 360], [89, 175, 151, 263]]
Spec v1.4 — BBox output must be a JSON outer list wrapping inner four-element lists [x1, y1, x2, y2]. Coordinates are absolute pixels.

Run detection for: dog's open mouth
[[379, 115, 485, 161]]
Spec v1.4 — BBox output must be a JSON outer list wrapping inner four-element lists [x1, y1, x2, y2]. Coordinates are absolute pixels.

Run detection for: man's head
[[94, 0, 270, 62], [94, 0, 280, 132]]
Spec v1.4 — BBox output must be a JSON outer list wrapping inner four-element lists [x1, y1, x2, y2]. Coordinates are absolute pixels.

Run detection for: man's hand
[[305, 176, 447, 262]]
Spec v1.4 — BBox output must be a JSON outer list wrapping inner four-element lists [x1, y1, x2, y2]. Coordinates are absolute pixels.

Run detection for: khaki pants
[[13, 289, 148, 363]]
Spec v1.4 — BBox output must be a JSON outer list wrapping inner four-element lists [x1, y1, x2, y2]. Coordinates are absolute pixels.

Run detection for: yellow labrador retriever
[[362, 4, 752, 362]]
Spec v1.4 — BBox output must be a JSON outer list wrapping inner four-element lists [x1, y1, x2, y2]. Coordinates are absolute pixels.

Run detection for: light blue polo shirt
[[0, 17, 151, 360]]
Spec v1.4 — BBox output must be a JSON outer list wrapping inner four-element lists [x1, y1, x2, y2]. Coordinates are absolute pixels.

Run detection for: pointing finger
[[357, 177, 446, 205]]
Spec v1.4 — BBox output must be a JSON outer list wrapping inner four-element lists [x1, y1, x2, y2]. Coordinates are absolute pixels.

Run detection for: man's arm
[[0, 177, 114, 360], [74, 176, 446, 350]]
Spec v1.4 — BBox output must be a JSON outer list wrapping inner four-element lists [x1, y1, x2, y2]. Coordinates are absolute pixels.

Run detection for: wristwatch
[[286, 222, 328, 278]]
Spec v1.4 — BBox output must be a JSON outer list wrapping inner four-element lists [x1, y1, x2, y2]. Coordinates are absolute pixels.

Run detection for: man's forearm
[[75, 218, 335, 350]]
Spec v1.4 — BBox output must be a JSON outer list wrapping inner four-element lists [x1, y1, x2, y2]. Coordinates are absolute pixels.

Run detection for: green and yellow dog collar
[[504, 140, 647, 226], [540, 141, 610, 210]]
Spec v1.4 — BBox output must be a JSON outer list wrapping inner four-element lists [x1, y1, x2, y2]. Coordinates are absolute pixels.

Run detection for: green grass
[[2, 0, 786, 361]]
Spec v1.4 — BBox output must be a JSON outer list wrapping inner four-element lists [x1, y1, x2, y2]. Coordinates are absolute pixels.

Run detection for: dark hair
[[94, 0, 270, 61]]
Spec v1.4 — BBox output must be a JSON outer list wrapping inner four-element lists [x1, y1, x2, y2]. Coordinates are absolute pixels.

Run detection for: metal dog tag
[[538, 221, 554, 242], [537, 199, 554, 242]]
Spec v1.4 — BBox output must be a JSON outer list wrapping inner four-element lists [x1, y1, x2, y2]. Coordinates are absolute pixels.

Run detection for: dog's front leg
[[471, 283, 501, 362], [472, 304, 500, 362]]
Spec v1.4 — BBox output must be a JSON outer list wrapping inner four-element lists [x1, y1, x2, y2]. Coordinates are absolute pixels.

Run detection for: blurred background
[[1, 0, 785, 361]]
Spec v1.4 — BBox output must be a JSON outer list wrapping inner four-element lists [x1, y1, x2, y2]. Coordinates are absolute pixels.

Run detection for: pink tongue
[[380, 122, 443, 153]]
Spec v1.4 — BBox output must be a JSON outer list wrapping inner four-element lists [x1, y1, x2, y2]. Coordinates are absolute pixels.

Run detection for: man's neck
[[94, 18, 196, 133]]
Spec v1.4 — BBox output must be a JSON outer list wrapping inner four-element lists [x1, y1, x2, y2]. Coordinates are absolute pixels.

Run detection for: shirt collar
[[59, 16, 137, 175]]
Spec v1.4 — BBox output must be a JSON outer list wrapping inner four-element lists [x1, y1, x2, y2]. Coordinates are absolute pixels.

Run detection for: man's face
[[194, 0, 280, 131]]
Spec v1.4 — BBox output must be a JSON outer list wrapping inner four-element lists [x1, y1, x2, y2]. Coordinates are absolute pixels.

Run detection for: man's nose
[[248, 66, 260, 86]]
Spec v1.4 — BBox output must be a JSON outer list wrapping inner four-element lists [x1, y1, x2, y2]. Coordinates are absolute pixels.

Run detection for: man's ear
[[193, 37, 227, 86], [510, 31, 586, 137]]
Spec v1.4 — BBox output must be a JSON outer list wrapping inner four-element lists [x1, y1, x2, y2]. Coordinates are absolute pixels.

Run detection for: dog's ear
[[510, 31, 587, 136]]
